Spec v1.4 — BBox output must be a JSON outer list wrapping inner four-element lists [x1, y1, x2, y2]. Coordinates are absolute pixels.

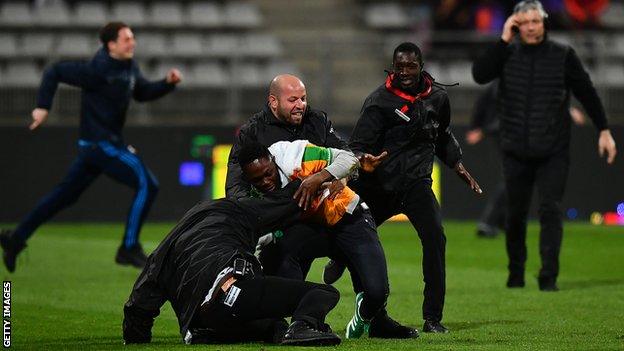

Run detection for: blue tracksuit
[[15, 48, 175, 248]]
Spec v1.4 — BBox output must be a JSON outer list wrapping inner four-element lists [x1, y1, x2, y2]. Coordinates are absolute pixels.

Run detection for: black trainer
[[506, 273, 525, 288], [0, 229, 25, 273], [369, 312, 419, 339], [322, 259, 346, 284], [116, 244, 148, 268], [423, 320, 449, 333], [538, 277, 559, 292], [281, 320, 341, 346]]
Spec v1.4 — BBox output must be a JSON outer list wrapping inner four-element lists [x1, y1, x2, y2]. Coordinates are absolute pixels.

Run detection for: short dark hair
[[238, 141, 271, 168], [392, 42, 423, 65], [99, 21, 129, 50]]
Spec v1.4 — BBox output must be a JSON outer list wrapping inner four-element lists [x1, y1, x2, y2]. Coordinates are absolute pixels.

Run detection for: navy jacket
[[37, 48, 175, 144]]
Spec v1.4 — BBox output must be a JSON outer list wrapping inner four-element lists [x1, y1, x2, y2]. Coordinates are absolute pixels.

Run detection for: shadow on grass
[[445, 319, 524, 331], [559, 279, 624, 290]]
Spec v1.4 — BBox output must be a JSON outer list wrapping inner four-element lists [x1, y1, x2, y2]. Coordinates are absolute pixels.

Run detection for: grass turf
[[2, 221, 623, 350]]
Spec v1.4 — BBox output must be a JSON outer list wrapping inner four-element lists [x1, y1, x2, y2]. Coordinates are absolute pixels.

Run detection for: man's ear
[[268, 94, 278, 109]]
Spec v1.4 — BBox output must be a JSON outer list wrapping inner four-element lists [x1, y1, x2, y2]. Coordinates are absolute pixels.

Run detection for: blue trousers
[[14, 140, 159, 249]]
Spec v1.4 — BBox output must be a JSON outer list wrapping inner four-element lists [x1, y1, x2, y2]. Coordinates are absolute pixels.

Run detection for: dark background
[[1, 125, 621, 223]]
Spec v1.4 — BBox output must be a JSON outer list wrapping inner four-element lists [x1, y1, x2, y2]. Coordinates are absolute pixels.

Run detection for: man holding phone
[[472, 0, 617, 291]]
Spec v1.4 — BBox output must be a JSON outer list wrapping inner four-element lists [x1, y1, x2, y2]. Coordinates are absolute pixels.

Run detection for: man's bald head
[[269, 74, 306, 97], [268, 74, 307, 126]]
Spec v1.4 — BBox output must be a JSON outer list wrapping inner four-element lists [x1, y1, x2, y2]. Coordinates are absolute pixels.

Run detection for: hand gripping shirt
[[268, 140, 360, 226]]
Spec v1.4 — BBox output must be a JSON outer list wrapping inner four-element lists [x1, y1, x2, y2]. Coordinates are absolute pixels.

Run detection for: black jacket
[[37, 48, 175, 145], [226, 103, 347, 199], [124, 181, 302, 340], [472, 39, 608, 158], [349, 72, 462, 193]]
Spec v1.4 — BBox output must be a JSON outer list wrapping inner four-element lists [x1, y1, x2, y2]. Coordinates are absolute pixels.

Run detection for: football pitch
[[3, 221, 623, 350]]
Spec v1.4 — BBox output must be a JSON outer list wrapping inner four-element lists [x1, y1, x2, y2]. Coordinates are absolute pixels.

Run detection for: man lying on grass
[[123, 179, 341, 346]]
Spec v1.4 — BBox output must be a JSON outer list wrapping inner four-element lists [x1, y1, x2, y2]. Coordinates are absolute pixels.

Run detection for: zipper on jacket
[[523, 55, 535, 156]]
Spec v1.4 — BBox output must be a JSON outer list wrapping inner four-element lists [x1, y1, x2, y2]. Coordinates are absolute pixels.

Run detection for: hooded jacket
[[124, 180, 303, 339], [37, 47, 175, 145]]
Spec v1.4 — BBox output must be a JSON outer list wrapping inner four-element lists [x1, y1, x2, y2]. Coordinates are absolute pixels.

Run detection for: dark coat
[[124, 181, 302, 338], [349, 72, 462, 194]]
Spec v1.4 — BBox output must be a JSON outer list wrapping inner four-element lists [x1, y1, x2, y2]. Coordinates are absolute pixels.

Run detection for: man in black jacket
[[472, 0, 617, 291], [0, 22, 182, 271], [333, 42, 482, 333], [123, 180, 341, 346], [226, 74, 346, 279]]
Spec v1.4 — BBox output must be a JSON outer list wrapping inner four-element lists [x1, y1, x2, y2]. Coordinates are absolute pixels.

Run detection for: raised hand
[[359, 151, 389, 172]]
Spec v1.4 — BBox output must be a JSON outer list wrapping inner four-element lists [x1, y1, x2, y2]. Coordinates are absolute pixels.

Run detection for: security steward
[[122, 180, 341, 346], [326, 42, 482, 334]]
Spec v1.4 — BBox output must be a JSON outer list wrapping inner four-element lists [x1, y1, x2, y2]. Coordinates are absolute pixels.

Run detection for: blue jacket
[[37, 48, 175, 144]]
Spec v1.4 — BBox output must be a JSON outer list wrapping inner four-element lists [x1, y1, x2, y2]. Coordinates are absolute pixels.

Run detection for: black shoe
[[0, 229, 25, 273], [281, 321, 341, 346], [538, 277, 559, 292], [506, 273, 525, 288], [423, 320, 449, 333], [369, 312, 419, 339], [322, 259, 346, 284], [116, 244, 148, 268]]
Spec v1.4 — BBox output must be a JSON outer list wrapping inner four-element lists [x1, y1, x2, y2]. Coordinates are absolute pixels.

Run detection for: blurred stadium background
[[1, 1, 623, 350], [1, 0, 622, 225]]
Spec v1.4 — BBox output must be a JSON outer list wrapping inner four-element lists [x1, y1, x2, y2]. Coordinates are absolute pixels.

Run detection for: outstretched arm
[[133, 66, 180, 102]]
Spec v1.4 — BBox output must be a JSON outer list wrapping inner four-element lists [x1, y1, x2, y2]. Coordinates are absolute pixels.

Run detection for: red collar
[[385, 73, 433, 103]]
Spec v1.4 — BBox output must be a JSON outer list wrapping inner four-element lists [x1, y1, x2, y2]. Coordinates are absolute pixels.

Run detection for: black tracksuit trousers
[[502, 150, 569, 281], [354, 178, 446, 323]]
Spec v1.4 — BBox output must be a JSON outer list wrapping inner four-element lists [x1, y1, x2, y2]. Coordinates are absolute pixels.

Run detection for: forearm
[[565, 49, 608, 131], [134, 79, 176, 102], [325, 148, 359, 180], [436, 130, 463, 168]]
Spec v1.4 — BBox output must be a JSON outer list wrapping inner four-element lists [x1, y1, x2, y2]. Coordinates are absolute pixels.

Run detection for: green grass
[[3, 221, 624, 350]]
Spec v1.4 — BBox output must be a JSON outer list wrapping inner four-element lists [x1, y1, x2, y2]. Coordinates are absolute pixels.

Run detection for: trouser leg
[[99, 143, 159, 249], [503, 153, 536, 277], [199, 276, 339, 342], [331, 208, 389, 320], [259, 224, 330, 280], [535, 152, 569, 281], [480, 182, 507, 231], [14, 153, 100, 242], [403, 179, 446, 322]]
